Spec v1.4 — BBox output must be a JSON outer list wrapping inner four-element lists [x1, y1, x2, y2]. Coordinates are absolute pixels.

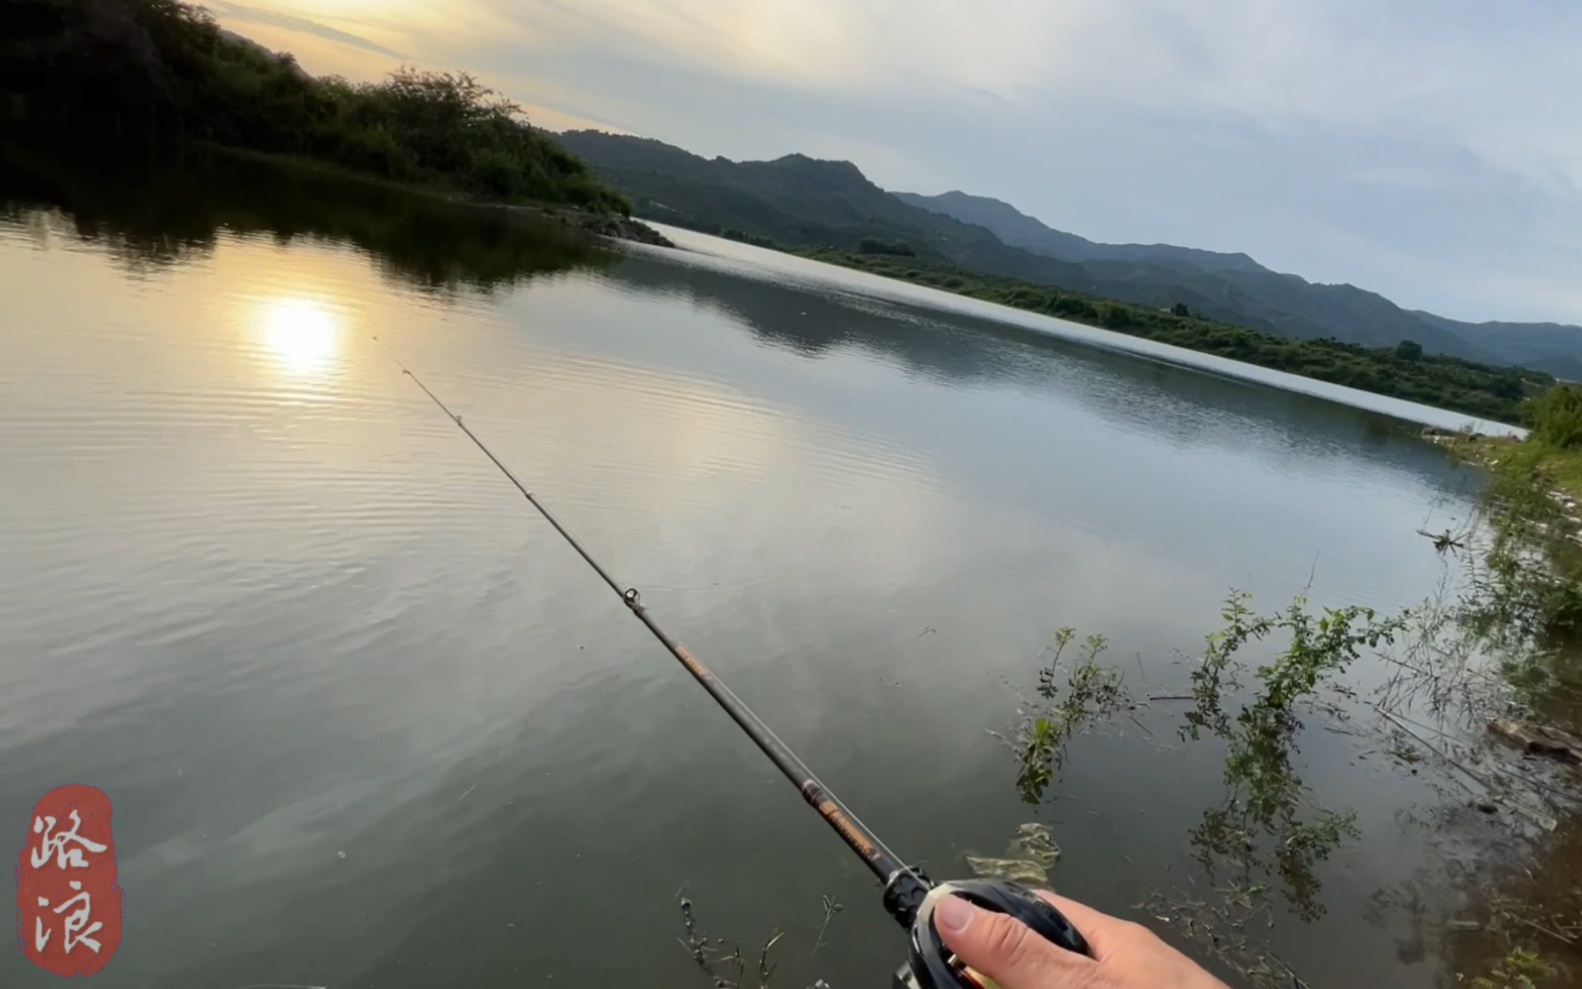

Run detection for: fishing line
[[380, 345, 1092, 988], [386, 351, 920, 888]]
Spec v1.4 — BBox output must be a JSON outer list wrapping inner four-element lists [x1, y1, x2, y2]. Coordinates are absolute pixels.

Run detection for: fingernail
[[936, 895, 975, 933]]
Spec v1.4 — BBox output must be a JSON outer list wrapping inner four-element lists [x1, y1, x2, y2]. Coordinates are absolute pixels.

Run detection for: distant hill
[[555, 130, 1022, 262], [559, 130, 1582, 377], [1413, 313, 1582, 382], [899, 190, 1582, 379], [893, 190, 1266, 274]]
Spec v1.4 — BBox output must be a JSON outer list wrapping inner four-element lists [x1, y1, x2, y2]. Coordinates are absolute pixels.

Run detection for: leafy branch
[[1010, 627, 1128, 804]]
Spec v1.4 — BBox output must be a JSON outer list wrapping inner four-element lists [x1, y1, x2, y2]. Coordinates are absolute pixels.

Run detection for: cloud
[[212, 0, 1582, 324], [207, 1, 408, 59]]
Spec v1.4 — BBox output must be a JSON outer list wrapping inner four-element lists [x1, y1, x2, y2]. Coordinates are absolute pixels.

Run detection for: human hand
[[934, 890, 1229, 989]]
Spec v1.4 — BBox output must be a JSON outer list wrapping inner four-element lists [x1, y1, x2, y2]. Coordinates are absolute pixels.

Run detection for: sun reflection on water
[[259, 297, 341, 377]]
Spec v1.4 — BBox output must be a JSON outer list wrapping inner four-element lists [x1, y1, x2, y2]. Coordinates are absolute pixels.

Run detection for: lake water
[[0, 154, 1494, 988]]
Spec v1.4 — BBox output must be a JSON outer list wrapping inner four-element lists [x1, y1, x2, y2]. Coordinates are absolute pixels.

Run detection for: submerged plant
[[1383, 436, 1582, 729], [1183, 593, 1407, 920], [1467, 946, 1558, 989], [1010, 627, 1128, 804], [677, 886, 823, 989], [1140, 885, 1307, 989]]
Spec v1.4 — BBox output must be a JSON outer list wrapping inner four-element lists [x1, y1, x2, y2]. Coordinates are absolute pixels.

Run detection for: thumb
[[934, 894, 1094, 989]]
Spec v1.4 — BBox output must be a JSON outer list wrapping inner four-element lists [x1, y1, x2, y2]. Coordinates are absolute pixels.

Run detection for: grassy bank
[[795, 246, 1552, 426], [1435, 384, 1582, 503], [1436, 433, 1582, 506], [2, 0, 631, 216], [1425, 384, 1582, 667]]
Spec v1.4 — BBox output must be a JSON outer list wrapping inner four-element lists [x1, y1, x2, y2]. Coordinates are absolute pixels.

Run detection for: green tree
[[857, 237, 915, 256], [1528, 383, 1582, 448], [1394, 339, 1424, 362]]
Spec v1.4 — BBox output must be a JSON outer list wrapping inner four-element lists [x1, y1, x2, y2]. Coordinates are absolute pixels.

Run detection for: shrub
[[857, 237, 916, 256], [1528, 383, 1582, 449]]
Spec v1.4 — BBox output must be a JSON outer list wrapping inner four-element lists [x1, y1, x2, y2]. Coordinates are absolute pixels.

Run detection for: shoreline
[[784, 244, 1541, 427], [1425, 428, 1577, 489], [209, 144, 676, 249]]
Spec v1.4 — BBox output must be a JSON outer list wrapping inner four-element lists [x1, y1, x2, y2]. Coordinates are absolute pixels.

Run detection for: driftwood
[[1489, 718, 1582, 765], [1416, 528, 1467, 551]]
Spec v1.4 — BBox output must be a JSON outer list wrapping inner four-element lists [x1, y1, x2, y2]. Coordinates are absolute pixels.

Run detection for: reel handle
[[903, 880, 1090, 989]]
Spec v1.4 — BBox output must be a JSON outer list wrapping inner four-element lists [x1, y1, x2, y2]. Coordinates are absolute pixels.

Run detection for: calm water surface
[[1, 159, 1489, 988]]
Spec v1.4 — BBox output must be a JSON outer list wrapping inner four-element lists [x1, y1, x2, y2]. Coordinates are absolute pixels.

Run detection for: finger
[[1034, 892, 1126, 960], [935, 894, 1097, 989]]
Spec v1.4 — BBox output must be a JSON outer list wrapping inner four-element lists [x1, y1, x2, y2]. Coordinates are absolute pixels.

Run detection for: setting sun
[[260, 297, 340, 377]]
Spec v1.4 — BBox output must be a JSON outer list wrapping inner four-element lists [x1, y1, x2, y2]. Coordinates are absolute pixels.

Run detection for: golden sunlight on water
[[256, 296, 344, 379]]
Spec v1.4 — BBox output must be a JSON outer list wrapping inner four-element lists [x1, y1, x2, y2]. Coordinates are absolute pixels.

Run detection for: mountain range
[[893, 190, 1265, 274], [556, 130, 1582, 379]]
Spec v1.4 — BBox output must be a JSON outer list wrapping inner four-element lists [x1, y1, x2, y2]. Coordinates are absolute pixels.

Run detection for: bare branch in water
[[678, 887, 834, 988]]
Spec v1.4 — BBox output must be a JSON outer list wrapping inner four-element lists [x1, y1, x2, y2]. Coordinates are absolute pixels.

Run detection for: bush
[[1528, 383, 1582, 449], [1052, 297, 1097, 319], [857, 237, 916, 256], [721, 228, 776, 249], [1102, 304, 1134, 329]]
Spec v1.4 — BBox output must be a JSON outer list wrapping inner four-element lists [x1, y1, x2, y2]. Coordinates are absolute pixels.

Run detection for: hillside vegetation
[[559, 130, 1582, 378], [1, 0, 630, 214], [800, 247, 1550, 425], [902, 190, 1582, 377], [556, 129, 1018, 260]]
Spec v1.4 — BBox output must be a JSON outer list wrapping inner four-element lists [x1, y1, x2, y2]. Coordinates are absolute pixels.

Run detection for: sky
[[209, 0, 1582, 326]]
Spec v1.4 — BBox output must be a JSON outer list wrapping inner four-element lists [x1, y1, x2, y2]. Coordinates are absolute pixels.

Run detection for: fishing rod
[[392, 359, 1090, 988]]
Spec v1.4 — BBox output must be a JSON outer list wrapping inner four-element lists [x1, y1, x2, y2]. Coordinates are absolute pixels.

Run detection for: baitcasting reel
[[885, 873, 1090, 989]]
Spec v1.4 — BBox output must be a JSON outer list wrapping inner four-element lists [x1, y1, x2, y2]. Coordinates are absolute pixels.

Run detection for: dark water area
[[0, 151, 1511, 988], [0, 143, 606, 291]]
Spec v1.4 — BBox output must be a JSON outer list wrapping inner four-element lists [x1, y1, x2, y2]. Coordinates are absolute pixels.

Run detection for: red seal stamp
[[15, 785, 121, 976]]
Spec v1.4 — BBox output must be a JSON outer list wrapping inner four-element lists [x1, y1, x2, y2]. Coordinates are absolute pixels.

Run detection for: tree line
[[0, 0, 630, 213], [799, 246, 1555, 425]]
